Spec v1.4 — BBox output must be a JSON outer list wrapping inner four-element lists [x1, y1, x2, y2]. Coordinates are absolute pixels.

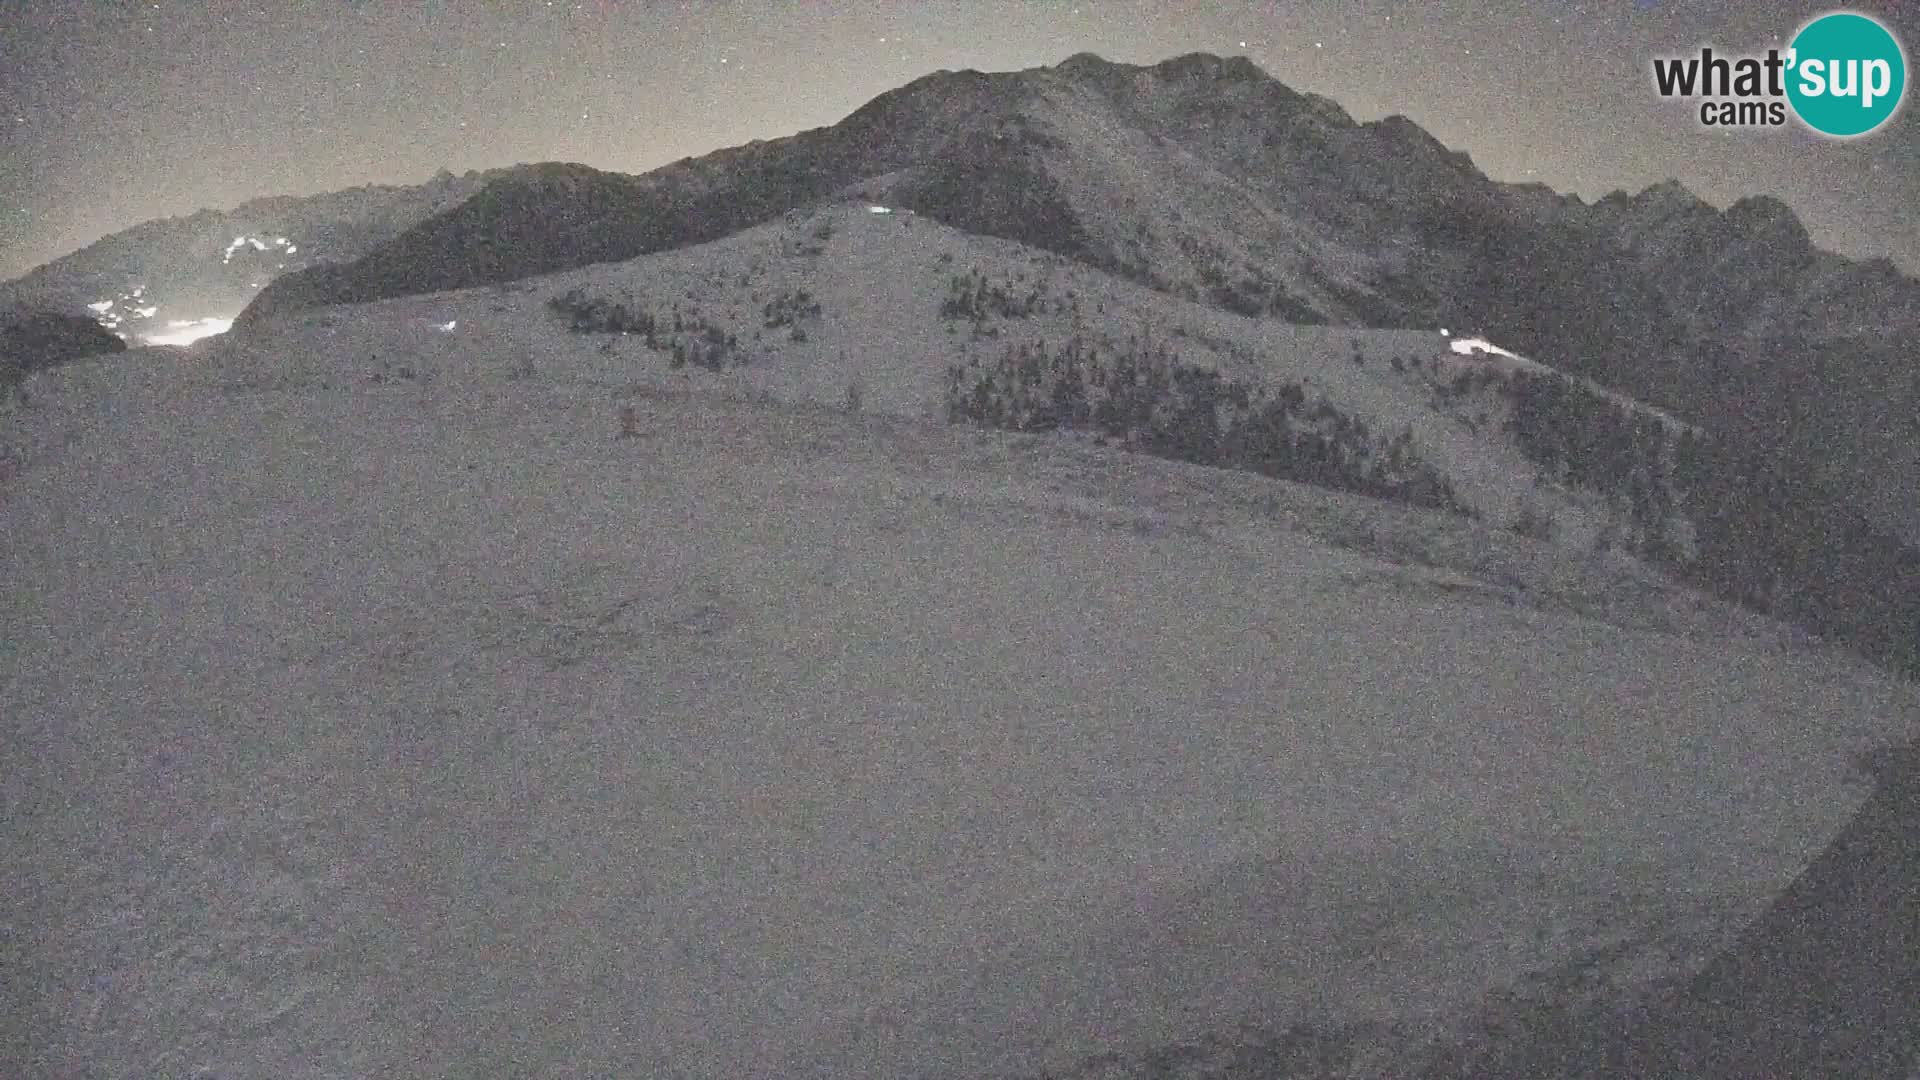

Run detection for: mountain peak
[[1049, 50, 1271, 87], [1589, 179, 1716, 229], [1633, 178, 1709, 209], [1370, 114, 1449, 150], [1153, 51, 1267, 81], [1723, 194, 1810, 251], [1056, 51, 1122, 73]]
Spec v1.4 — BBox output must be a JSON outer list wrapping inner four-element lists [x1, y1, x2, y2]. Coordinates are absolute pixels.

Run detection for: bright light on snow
[[868, 205, 892, 214], [1449, 336, 1522, 360], [223, 234, 299, 264], [141, 317, 233, 346], [87, 300, 114, 313], [437, 320, 458, 332]]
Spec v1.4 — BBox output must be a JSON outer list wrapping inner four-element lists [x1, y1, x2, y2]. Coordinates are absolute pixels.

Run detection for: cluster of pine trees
[[1486, 359, 1920, 677], [1186, 244, 1322, 321], [1503, 370, 1680, 558], [1672, 431, 1920, 676], [939, 269, 1050, 321], [761, 288, 822, 328], [944, 334, 1471, 515], [548, 288, 657, 338], [665, 323, 739, 371], [547, 288, 742, 371]]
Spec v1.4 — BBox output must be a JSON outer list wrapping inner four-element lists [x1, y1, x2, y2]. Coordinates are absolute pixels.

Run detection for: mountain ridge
[[228, 51, 1919, 344], [220, 51, 1920, 545], [0, 167, 508, 341]]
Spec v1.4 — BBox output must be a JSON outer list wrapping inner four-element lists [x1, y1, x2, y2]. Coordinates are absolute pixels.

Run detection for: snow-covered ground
[[192, 202, 1691, 550], [4, 223, 1917, 1077]]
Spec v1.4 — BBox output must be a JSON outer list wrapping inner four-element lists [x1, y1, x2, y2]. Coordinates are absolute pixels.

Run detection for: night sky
[[2, 1, 1916, 280]]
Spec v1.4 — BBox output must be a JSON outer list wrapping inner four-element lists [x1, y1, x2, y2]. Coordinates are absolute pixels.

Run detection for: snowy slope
[[217, 201, 1698, 559], [4, 296, 1916, 1077]]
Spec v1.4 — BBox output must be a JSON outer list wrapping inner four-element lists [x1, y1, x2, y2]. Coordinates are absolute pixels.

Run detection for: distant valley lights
[[141, 317, 233, 346]]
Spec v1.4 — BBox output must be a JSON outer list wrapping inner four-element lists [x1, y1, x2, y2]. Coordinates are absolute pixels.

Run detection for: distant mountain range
[[0, 168, 502, 342]]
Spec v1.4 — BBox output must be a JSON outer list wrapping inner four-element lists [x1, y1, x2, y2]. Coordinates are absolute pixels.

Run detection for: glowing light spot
[[437, 320, 458, 332], [868, 205, 892, 214], [141, 317, 233, 347], [88, 300, 114, 313]]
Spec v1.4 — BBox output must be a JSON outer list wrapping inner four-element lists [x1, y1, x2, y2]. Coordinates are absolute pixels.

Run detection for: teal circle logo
[[1786, 11, 1907, 137]]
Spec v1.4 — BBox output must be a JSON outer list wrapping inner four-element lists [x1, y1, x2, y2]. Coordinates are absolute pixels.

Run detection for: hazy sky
[[2, 1, 1916, 279]]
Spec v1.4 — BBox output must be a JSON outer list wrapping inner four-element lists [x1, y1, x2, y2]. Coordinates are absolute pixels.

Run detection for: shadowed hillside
[[1421, 741, 1920, 1078], [1, 309, 127, 399]]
